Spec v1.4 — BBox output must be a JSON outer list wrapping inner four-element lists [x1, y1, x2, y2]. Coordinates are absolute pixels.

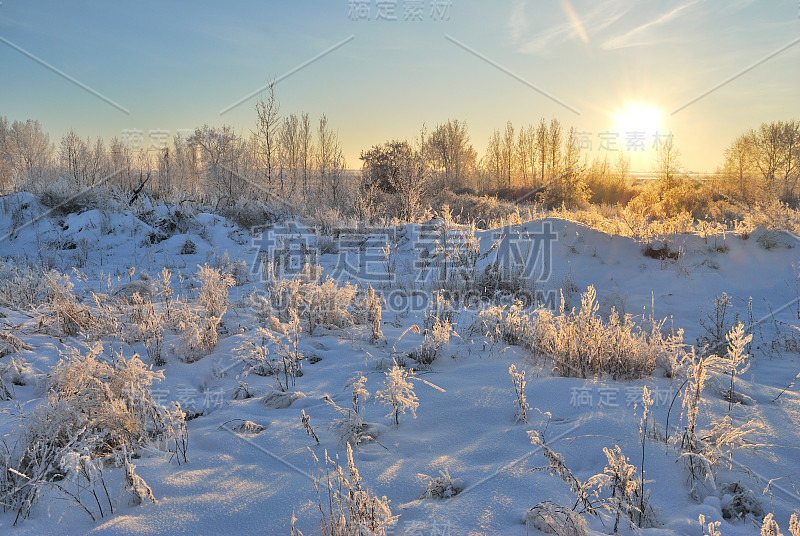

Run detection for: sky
[[1, 0, 798, 173]]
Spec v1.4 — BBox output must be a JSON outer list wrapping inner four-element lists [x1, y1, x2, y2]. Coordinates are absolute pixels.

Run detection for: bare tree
[[751, 123, 783, 197], [316, 114, 346, 206], [360, 140, 427, 221], [299, 112, 313, 203], [720, 135, 754, 203], [615, 152, 631, 184], [255, 83, 280, 191], [190, 125, 249, 206], [428, 119, 476, 191], [655, 136, 681, 191], [780, 120, 799, 201], [171, 131, 201, 198], [485, 129, 502, 190], [548, 118, 562, 181], [0, 117, 12, 190], [279, 113, 301, 198], [517, 124, 537, 188], [7, 119, 52, 184], [535, 118, 549, 185]]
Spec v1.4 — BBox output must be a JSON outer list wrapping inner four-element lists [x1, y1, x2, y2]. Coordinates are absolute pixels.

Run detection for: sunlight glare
[[614, 102, 663, 138]]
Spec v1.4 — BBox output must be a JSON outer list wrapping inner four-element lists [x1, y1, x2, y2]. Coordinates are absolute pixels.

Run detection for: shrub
[[525, 501, 587, 536], [529, 431, 599, 516], [362, 284, 384, 344], [180, 238, 197, 255], [410, 318, 452, 366], [210, 251, 249, 286], [376, 363, 419, 426], [0, 343, 185, 523], [175, 305, 222, 363], [676, 329, 759, 493], [324, 395, 374, 447], [308, 444, 398, 536], [269, 264, 359, 335], [237, 318, 303, 391], [39, 271, 94, 337], [509, 364, 529, 423], [588, 445, 653, 532], [532, 287, 682, 379], [0, 263, 47, 309], [416, 469, 463, 499], [469, 302, 531, 347], [195, 264, 235, 317]]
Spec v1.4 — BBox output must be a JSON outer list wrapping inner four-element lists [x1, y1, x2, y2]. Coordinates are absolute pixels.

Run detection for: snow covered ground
[[0, 193, 798, 535]]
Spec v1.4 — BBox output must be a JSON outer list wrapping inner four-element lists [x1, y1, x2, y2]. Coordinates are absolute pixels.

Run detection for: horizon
[[2, 1, 799, 174]]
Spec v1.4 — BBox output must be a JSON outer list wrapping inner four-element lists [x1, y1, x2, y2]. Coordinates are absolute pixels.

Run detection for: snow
[[0, 194, 798, 535]]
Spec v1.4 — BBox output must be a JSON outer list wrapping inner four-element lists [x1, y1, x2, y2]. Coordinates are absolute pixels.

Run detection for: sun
[[614, 102, 663, 138]]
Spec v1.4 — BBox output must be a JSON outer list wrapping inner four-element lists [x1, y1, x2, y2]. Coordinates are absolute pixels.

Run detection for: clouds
[[510, 0, 709, 54], [508, 0, 529, 43], [510, 0, 631, 54], [601, 0, 702, 50]]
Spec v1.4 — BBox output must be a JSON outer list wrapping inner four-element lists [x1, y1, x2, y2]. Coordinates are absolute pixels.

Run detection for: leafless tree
[[428, 119, 476, 191], [255, 83, 280, 191], [299, 112, 313, 203]]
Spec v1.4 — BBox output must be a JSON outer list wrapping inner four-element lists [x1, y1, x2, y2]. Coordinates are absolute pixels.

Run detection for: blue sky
[[1, 0, 798, 172]]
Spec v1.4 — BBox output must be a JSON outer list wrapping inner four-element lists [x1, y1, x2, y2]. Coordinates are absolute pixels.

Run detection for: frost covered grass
[[0, 343, 185, 523], [0, 199, 797, 535], [470, 286, 685, 379], [305, 444, 398, 536]]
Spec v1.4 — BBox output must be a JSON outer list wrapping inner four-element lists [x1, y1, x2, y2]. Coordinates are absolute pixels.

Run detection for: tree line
[[1, 91, 797, 222]]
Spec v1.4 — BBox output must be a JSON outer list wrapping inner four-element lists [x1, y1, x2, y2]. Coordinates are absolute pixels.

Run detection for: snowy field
[[0, 192, 798, 536]]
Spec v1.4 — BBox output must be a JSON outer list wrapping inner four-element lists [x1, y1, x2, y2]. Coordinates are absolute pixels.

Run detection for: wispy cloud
[[509, 0, 529, 43], [602, 0, 702, 50], [515, 1, 630, 54]]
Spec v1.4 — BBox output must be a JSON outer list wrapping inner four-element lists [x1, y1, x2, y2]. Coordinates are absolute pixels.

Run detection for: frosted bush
[[410, 318, 452, 366], [0, 324, 29, 359], [0, 263, 46, 309], [39, 271, 94, 337], [210, 250, 249, 286], [324, 394, 374, 447], [376, 363, 419, 426], [585, 445, 653, 532], [469, 302, 531, 346], [195, 263, 235, 317], [237, 319, 303, 391], [308, 444, 398, 536], [417, 469, 463, 499], [423, 291, 459, 333], [525, 501, 587, 536], [260, 310, 303, 391], [675, 327, 760, 494], [120, 292, 165, 365], [361, 284, 384, 343], [529, 431, 599, 516], [790, 513, 800, 536], [698, 514, 723, 536], [269, 263, 358, 335], [536, 286, 681, 379], [175, 304, 221, 363], [117, 446, 155, 506], [0, 343, 184, 522], [244, 291, 274, 324], [509, 364, 529, 423], [762, 513, 782, 536]]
